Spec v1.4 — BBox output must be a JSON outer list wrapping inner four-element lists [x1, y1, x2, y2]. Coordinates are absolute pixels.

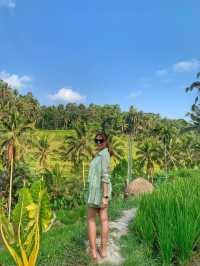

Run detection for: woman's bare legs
[[87, 207, 100, 258], [99, 207, 109, 257]]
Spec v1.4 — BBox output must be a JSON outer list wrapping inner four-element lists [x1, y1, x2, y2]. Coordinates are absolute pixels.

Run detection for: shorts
[[87, 203, 101, 208]]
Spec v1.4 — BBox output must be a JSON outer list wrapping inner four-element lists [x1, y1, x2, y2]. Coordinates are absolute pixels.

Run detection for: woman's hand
[[101, 197, 109, 208]]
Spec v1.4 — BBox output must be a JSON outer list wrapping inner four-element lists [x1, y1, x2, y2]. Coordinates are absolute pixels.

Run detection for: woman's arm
[[101, 154, 110, 197], [102, 182, 109, 197], [101, 153, 110, 183]]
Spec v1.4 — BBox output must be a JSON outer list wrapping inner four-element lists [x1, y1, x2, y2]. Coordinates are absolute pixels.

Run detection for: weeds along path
[[86, 208, 137, 265]]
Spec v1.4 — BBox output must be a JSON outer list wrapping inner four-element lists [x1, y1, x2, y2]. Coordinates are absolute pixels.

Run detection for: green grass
[[120, 221, 161, 266], [0, 197, 137, 266], [3, 172, 200, 266]]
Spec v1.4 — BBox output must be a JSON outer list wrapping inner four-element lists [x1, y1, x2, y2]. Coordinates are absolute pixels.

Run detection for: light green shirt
[[86, 147, 112, 207]]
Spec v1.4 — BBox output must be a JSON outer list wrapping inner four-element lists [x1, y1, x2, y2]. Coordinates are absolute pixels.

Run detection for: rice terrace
[[0, 1, 200, 266]]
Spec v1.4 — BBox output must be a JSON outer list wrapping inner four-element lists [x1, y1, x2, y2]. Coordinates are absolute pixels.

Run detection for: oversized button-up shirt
[[86, 147, 112, 207]]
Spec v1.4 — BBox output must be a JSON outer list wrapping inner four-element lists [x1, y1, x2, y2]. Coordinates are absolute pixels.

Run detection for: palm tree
[[33, 135, 56, 170], [125, 107, 144, 184], [180, 135, 197, 168], [186, 72, 200, 105], [152, 123, 176, 174], [184, 105, 200, 133], [119, 113, 129, 135], [184, 72, 200, 132], [0, 110, 34, 220], [190, 142, 200, 167], [107, 135, 126, 165], [136, 138, 161, 182], [42, 163, 67, 200], [59, 122, 94, 189], [0, 80, 13, 105], [156, 135, 182, 171]]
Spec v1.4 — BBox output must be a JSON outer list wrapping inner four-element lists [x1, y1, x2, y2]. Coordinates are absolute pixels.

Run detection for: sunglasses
[[94, 138, 105, 144]]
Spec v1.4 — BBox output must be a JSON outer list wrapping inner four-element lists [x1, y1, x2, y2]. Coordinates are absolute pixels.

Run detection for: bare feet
[[97, 246, 107, 258], [89, 248, 101, 262]]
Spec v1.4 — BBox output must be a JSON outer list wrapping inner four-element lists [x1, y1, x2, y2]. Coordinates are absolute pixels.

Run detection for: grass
[[134, 175, 200, 266], [0, 197, 138, 266], [120, 221, 161, 266], [3, 170, 200, 266]]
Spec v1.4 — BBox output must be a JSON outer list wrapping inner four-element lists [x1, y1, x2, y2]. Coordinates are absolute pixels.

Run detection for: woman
[[86, 132, 112, 261]]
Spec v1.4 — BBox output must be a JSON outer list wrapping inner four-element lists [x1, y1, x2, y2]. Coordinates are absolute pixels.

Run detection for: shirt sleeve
[[101, 153, 111, 183]]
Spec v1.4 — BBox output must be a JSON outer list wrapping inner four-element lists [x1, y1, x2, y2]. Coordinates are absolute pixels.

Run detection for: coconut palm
[[119, 113, 129, 134], [107, 135, 126, 165], [33, 135, 56, 170], [0, 110, 34, 220], [160, 137, 182, 170], [184, 105, 200, 133], [125, 107, 136, 184], [152, 124, 176, 174], [179, 135, 198, 168], [193, 142, 200, 167], [59, 122, 94, 189], [185, 72, 200, 105], [0, 80, 13, 106], [136, 138, 162, 182], [42, 163, 68, 206], [125, 107, 144, 184], [184, 72, 200, 133]]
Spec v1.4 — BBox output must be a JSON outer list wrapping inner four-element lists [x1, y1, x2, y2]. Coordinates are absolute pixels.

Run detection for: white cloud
[[173, 59, 200, 72], [0, 0, 16, 8], [156, 69, 168, 77], [155, 59, 200, 78], [129, 90, 142, 98], [48, 87, 86, 103], [0, 71, 31, 89]]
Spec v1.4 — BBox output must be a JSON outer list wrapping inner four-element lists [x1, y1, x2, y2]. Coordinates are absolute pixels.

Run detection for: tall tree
[[107, 135, 126, 165], [33, 135, 56, 170], [185, 72, 200, 132], [0, 110, 34, 220], [125, 106, 144, 184], [136, 138, 161, 181], [152, 123, 176, 174], [59, 122, 94, 189]]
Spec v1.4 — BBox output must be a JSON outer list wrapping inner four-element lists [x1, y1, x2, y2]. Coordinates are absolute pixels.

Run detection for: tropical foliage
[[0, 72, 200, 265], [0, 180, 53, 266]]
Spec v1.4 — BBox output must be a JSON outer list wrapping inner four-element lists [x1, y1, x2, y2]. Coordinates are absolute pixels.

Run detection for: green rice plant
[[134, 195, 155, 248], [134, 174, 200, 265]]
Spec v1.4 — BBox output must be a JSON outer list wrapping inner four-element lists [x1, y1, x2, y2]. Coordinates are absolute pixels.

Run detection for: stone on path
[[86, 208, 137, 265]]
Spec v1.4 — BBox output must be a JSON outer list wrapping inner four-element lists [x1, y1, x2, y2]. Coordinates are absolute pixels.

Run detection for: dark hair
[[95, 132, 113, 156]]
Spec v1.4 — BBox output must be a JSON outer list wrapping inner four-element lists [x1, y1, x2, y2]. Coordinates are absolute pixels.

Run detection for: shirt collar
[[97, 147, 108, 156]]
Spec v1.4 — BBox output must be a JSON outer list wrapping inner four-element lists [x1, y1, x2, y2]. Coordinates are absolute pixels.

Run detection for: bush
[[134, 175, 200, 265], [42, 165, 85, 210]]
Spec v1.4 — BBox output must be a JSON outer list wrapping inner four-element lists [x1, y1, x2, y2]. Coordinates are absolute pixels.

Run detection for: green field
[[22, 129, 131, 178]]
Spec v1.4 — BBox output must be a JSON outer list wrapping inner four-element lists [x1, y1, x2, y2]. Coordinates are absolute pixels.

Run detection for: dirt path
[[86, 208, 137, 265]]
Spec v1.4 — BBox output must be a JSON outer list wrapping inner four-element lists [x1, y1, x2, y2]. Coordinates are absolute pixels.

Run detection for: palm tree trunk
[[8, 156, 13, 221], [164, 143, 168, 180], [166, 150, 177, 170], [82, 161, 85, 189], [164, 143, 167, 174], [127, 134, 132, 185]]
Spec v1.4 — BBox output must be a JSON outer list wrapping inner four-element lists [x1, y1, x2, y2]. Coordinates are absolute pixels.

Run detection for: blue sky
[[0, 0, 199, 119]]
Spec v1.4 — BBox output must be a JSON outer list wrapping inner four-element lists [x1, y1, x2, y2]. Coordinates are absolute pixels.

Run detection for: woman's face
[[95, 134, 107, 150]]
